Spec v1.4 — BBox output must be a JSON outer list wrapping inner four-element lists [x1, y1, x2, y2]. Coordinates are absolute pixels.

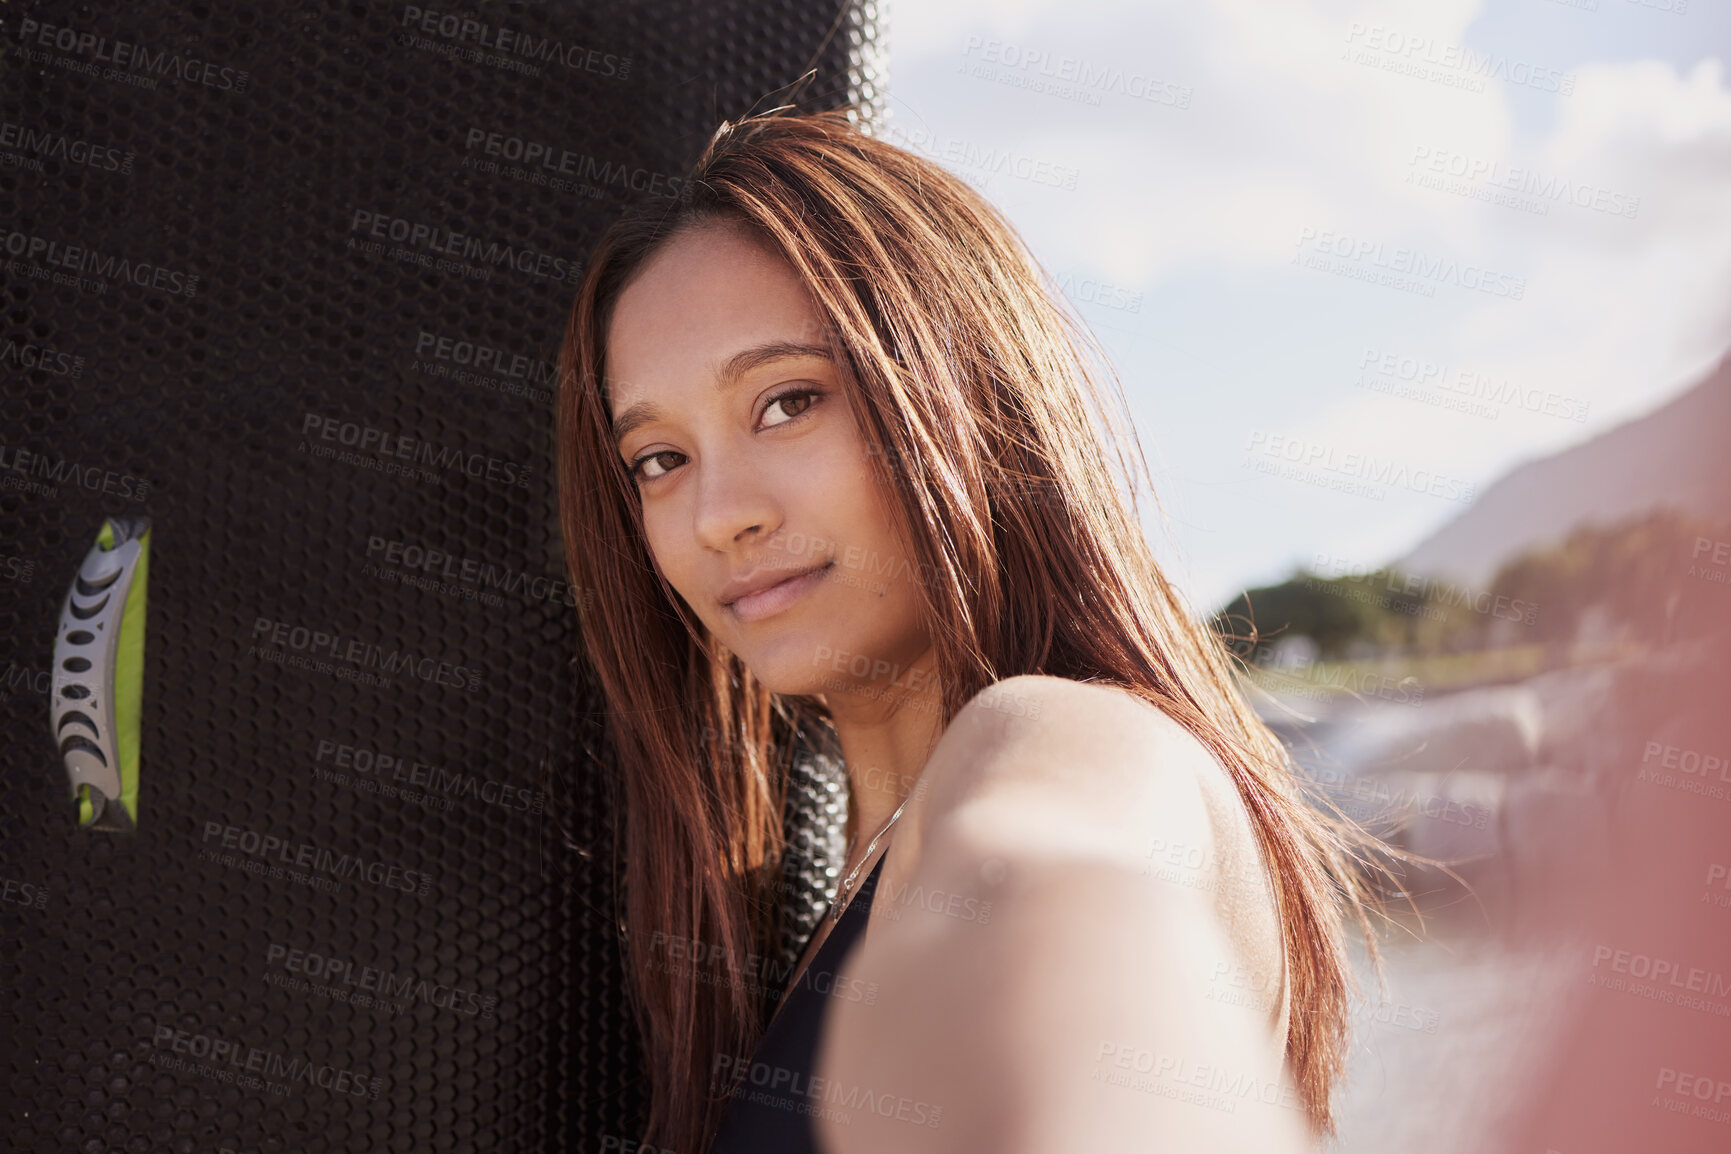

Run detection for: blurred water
[[1333, 928, 1583, 1154], [1265, 636, 1731, 1152]]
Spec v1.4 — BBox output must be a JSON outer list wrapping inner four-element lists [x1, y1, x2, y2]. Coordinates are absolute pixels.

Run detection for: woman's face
[[605, 219, 933, 702]]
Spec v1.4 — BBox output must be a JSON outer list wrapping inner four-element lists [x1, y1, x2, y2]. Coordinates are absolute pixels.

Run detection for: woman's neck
[[821, 645, 945, 858]]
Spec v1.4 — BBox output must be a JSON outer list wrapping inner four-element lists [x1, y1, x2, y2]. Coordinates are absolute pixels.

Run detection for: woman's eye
[[629, 389, 821, 483], [631, 450, 684, 482], [761, 388, 819, 429]]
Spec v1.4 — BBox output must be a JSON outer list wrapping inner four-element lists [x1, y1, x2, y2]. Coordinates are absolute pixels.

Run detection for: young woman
[[556, 106, 1391, 1153]]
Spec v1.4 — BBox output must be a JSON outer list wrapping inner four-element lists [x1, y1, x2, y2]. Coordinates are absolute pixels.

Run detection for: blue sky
[[885, 0, 1731, 612]]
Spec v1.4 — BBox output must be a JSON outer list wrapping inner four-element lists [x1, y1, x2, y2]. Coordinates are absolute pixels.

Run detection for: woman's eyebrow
[[610, 340, 833, 448]]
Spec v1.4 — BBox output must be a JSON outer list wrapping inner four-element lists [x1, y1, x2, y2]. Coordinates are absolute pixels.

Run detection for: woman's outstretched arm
[[816, 674, 1314, 1154]]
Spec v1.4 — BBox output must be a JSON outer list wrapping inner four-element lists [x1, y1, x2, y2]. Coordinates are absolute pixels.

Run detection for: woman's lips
[[728, 562, 832, 623]]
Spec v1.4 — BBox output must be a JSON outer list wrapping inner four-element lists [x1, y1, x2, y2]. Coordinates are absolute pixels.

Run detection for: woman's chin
[[725, 633, 838, 698]]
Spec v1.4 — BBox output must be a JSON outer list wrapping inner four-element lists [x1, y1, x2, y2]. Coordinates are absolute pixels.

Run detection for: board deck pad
[[0, 2, 883, 1150]]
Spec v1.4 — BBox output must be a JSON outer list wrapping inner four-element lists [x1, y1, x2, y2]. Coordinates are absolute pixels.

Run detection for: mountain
[[1395, 352, 1731, 587]]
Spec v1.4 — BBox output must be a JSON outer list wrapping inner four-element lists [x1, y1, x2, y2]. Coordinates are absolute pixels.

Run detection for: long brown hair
[[556, 105, 1395, 1152]]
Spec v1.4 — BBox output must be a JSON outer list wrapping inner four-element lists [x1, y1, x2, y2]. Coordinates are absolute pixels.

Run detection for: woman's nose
[[691, 449, 782, 554]]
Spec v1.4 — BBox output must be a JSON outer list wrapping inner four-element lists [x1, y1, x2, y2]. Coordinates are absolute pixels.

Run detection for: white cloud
[[889, 0, 1731, 608]]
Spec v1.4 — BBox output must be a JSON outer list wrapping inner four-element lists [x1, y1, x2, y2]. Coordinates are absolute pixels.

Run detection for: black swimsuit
[[706, 855, 887, 1154]]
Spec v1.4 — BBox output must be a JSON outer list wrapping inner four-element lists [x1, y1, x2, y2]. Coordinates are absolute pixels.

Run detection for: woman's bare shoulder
[[825, 675, 1307, 1151], [903, 673, 1222, 870]]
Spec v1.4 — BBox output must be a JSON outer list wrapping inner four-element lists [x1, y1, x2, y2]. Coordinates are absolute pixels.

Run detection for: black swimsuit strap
[[773, 851, 885, 1017], [705, 854, 889, 1154]]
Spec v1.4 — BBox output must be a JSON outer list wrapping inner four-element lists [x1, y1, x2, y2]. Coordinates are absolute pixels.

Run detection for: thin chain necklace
[[827, 791, 913, 922]]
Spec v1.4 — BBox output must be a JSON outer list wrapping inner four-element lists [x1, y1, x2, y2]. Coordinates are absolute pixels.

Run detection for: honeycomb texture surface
[[0, 2, 879, 1150]]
